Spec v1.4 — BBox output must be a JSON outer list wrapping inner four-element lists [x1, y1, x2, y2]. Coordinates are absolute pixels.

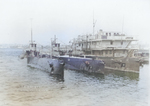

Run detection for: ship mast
[[93, 11, 97, 37], [92, 11, 96, 55], [30, 18, 36, 51], [121, 16, 124, 43], [51, 35, 56, 58], [122, 16, 124, 35], [31, 18, 33, 43]]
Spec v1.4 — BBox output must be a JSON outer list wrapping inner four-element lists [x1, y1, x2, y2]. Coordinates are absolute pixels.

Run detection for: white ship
[[69, 29, 144, 72]]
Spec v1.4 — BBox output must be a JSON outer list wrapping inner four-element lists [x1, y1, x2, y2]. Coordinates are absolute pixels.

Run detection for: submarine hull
[[27, 56, 64, 77]]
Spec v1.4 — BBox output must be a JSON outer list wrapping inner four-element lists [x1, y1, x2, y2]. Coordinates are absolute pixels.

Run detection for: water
[[0, 48, 149, 106]]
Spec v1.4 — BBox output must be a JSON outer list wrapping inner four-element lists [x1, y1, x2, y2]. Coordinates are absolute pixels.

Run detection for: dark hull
[[58, 56, 105, 74], [27, 56, 64, 77], [98, 56, 140, 72]]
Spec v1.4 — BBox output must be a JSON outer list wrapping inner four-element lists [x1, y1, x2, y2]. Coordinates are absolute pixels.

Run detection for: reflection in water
[[0, 48, 149, 106], [27, 65, 65, 82], [104, 69, 139, 81]]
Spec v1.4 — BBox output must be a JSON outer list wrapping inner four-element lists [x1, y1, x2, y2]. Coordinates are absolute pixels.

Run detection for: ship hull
[[98, 56, 140, 72], [58, 56, 105, 74], [27, 56, 64, 77]]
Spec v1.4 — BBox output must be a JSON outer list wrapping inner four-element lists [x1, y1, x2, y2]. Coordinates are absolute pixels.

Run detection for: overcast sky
[[0, 0, 150, 45]]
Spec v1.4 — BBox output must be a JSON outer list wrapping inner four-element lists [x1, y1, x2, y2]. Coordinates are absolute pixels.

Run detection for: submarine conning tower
[[29, 42, 37, 57], [30, 42, 36, 51]]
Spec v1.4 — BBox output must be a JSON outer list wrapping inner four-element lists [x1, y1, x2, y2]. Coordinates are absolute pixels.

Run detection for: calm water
[[0, 48, 149, 106]]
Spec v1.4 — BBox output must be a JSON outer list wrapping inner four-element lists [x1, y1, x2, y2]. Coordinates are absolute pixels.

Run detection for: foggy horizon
[[0, 0, 150, 46]]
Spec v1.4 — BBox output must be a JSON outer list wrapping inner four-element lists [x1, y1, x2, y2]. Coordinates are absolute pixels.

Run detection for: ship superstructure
[[71, 29, 138, 57]]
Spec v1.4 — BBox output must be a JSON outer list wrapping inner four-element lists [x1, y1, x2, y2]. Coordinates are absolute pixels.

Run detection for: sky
[[0, 0, 150, 46]]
